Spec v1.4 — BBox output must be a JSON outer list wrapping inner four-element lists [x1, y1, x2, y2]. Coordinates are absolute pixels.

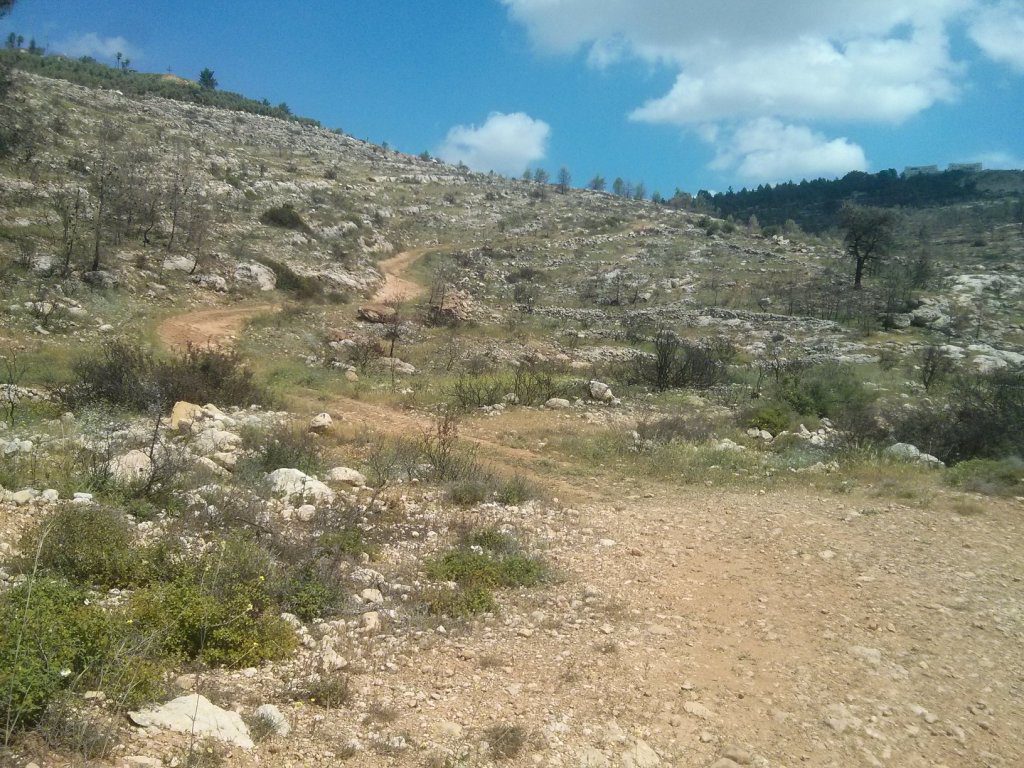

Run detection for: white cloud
[[968, 1, 1024, 71], [502, 1, 1024, 181], [505, 1, 969, 126], [436, 112, 550, 175], [970, 150, 1024, 168], [53, 33, 140, 63], [710, 119, 868, 182]]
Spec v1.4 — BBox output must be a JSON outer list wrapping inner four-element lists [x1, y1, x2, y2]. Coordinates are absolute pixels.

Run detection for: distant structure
[[903, 165, 940, 177], [948, 162, 983, 172]]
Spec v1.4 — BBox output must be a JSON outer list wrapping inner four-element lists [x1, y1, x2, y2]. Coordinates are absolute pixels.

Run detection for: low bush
[[129, 536, 296, 667], [448, 364, 571, 410], [60, 340, 267, 412], [946, 457, 1024, 495], [741, 403, 792, 435], [15, 505, 151, 589], [278, 561, 345, 622], [154, 344, 267, 408], [0, 579, 110, 733], [237, 423, 326, 477], [259, 204, 312, 233], [893, 367, 1024, 464], [422, 584, 498, 618], [636, 413, 721, 444], [485, 723, 530, 761], [0, 579, 165, 736], [628, 332, 735, 391], [253, 256, 324, 300]]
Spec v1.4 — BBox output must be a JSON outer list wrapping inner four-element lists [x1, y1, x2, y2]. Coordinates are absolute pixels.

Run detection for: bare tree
[[52, 186, 85, 276], [1, 345, 25, 427]]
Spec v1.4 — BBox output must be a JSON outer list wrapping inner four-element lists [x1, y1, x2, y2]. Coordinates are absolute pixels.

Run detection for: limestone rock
[[621, 739, 660, 767], [170, 401, 204, 431], [326, 466, 366, 487], [235, 261, 276, 291], [266, 468, 334, 504], [128, 694, 254, 748], [309, 412, 333, 433], [357, 303, 396, 323], [107, 450, 152, 484], [545, 397, 572, 410], [588, 380, 614, 402], [253, 703, 290, 737]]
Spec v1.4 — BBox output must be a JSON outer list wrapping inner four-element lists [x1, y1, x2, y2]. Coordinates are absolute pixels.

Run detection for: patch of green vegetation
[[15, 505, 152, 589], [1, 49, 317, 126], [0, 578, 167, 736], [947, 457, 1024, 496], [236, 422, 326, 478], [128, 536, 297, 667]]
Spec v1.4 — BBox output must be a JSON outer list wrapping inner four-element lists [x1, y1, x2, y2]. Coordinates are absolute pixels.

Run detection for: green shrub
[[253, 256, 324, 300], [15, 506, 150, 589], [742, 404, 792, 435], [423, 584, 498, 617], [260, 205, 312, 233], [946, 458, 1024, 496], [154, 344, 267, 408], [238, 423, 326, 477], [445, 479, 490, 506], [774, 362, 873, 419], [129, 537, 296, 667], [495, 475, 539, 505], [893, 368, 1024, 464], [0, 579, 111, 733], [425, 549, 546, 589], [279, 563, 343, 622], [60, 340, 267, 412]]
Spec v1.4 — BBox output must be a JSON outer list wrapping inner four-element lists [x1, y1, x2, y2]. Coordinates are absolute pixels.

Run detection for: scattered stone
[[545, 397, 572, 410], [309, 412, 333, 433], [588, 380, 614, 402], [621, 739, 660, 767], [107, 450, 152, 484], [326, 466, 366, 487], [253, 703, 290, 736]]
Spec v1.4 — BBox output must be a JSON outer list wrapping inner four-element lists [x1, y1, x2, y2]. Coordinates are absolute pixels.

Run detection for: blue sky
[[4, 1, 1023, 194]]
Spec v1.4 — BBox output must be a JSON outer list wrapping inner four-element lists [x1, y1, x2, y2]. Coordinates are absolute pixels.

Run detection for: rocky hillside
[[0, 71, 1022, 768]]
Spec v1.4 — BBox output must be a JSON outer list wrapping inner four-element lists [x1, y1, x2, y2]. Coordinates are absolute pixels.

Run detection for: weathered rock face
[[588, 380, 613, 402], [266, 467, 334, 504], [170, 401, 204, 431], [357, 303, 397, 323], [235, 261, 277, 291], [128, 694, 254, 748], [107, 450, 153, 484], [326, 466, 366, 487], [309, 412, 333, 433], [545, 397, 572, 410], [886, 442, 945, 467]]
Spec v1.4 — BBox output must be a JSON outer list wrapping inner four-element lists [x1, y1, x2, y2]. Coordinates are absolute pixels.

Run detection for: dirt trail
[[157, 303, 279, 349], [151, 249, 1024, 768], [370, 246, 433, 303]]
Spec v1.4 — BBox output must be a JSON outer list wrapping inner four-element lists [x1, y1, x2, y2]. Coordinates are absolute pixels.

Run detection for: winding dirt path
[[157, 303, 280, 350], [371, 246, 434, 304]]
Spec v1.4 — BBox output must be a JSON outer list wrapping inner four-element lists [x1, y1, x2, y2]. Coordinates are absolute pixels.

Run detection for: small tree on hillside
[[839, 203, 898, 289], [557, 166, 571, 193], [533, 168, 550, 184], [587, 175, 606, 191], [198, 68, 218, 91]]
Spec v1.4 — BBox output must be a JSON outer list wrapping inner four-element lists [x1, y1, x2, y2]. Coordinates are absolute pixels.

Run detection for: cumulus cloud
[[968, 1, 1024, 71], [436, 112, 550, 175], [502, 1, 1023, 181], [710, 119, 868, 182], [53, 32, 140, 63]]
